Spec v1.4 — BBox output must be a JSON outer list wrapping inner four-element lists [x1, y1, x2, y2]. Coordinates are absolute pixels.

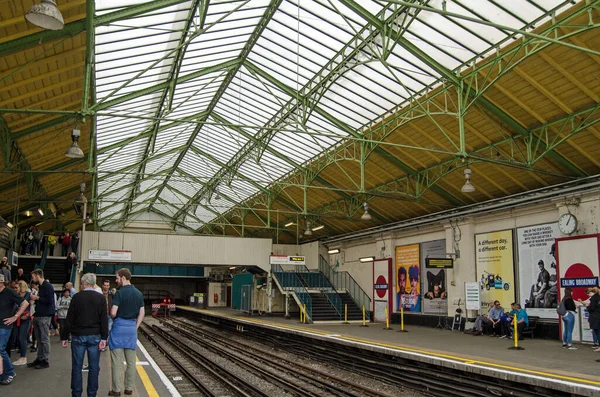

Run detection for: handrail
[[319, 261, 371, 320], [271, 264, 313, 322]]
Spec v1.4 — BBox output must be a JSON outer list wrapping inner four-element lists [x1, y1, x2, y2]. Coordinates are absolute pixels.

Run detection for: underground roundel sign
[[374, 275, 389, 299]]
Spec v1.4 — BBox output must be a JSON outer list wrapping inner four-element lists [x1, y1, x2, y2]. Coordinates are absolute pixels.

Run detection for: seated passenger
[[501, 302, 528, 340], [469, 300, 504, 335]]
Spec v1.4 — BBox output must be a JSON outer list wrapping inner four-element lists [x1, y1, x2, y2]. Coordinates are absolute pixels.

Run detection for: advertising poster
[[475, 229, 515, 306], [421, 239, 447, 314], [517, 223, 560, 318], [396, 244, 420, 312]]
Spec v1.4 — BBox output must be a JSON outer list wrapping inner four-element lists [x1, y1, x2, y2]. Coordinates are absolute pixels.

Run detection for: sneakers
[[27, 359, 41, 368], [12, 358, 27, 366], [567, 346, 578, 350], [499, 335, 508, 339], [108, 391, 121, 396], [0, 374, 15, 385], [35, 360, 49, 369], [562, 344, 567, 348]]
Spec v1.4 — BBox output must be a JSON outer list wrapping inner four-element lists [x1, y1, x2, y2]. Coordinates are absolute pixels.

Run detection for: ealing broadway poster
[[517, 223, 560, 318], [396, 244, 421, 312], [475, 230, 515, 307], [421, 239, 447, 314]]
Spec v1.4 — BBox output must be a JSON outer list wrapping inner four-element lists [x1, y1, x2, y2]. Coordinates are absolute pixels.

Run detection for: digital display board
[[425, 257, 453, 268]]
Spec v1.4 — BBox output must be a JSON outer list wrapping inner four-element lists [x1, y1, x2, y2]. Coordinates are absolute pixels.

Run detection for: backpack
[[556, 300, 567, 316]]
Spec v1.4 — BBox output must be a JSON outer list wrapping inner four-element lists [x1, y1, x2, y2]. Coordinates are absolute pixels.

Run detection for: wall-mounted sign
[[465, 282, 481, 311], [425, 257, 453, 269], [269, 255, 305, 266], [88, 249, 132, 262]]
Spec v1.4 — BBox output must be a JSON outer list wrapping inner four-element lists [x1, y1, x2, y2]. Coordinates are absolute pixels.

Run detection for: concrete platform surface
[[4, 334, 179, 397], [179, 306, 600, 396]]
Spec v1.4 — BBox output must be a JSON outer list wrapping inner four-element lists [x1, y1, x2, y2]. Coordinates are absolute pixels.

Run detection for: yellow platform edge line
[[181, 308, 600, 388], [338, 336, 600, 387], [136, 356, 160, 397]]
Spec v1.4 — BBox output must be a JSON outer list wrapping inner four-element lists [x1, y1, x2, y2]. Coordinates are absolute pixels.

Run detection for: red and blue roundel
[[374, 275, 389, 298], [562, 263, 599, 301]]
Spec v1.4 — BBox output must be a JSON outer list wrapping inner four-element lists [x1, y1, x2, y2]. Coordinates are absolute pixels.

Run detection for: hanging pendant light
[[461, 167, 476, 193], [65, 129, 84, 159], [361, 201, 372, 221], [25, 0, 64, 31]]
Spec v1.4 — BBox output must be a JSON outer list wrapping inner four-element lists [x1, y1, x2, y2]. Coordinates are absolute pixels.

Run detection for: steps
[[309, 293, 341, 321], [338, 292, 364, 320], [14, 255, 68, 288]]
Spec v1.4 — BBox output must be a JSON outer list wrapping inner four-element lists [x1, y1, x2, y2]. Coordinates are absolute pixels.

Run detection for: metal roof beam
[[122, 0, 207, 222], [0, 0, 191, 56], [340, 0, 586, 178], [147, 0, 284, 211]]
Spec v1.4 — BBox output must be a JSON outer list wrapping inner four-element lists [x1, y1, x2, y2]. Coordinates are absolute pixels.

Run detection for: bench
[[521, 316, 539, 339]]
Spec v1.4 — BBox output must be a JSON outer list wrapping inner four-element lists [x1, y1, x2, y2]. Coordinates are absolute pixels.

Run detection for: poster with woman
[[396, 244, 420, 312], [421, 239, 447, 314]]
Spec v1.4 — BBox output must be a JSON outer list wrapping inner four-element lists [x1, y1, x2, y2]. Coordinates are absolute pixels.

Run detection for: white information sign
[[465, 282, 481, 311], [88, 250, 132, 262], [269, 255, 305, 266]]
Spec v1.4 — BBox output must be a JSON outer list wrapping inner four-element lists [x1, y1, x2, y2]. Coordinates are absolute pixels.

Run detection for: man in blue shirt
[[503, 302, 528, 340], [108, 268, 144, 396], [470, 300, 504, 335]]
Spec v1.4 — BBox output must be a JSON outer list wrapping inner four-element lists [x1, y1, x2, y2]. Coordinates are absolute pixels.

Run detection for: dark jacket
[[35, 280, 56, 317], [589, 293, 600, 330], [63, 290, 108, 341]]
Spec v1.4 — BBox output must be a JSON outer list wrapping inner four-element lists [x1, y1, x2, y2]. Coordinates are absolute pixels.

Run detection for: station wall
[[325, 191, 600, 317], [81, 231, 273, 270]]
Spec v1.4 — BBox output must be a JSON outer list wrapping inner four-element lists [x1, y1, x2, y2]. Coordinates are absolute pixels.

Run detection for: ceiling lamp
[[37, 208, 44, 216], [284, 221, 295, 227], [461, 167, 476, 193], [312, 225, 325, 232], [327, 248, 340, 255], [359, 256, 375, 263], [65, 129, 84, 159], [25, 0, 64, 31], [304, 221, 312, 236], [361, 201, 372, 221], [75, 182, 87, 204]]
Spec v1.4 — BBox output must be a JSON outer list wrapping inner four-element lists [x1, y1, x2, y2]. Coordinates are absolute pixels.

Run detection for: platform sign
[[475, 229, 515, 306], [88, 249, 132, 261], [421, 240, 447, 314], [517, 223, 560, 319], [396, 244, 421, 312], [269, 255, 305, 266], [556, 234, 600, 343], [373, 258, 393, 321]]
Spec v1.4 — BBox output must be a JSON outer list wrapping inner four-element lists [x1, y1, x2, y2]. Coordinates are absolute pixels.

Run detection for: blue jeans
[[0, 328, 15, 380], [562, 311, 575, 345], [71, 335, 101, 397], [17, 319, 30, 358]]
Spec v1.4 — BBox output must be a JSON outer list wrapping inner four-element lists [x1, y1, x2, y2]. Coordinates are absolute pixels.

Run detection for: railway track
[[175, 312, 570, 397], [159, 317, 396, 397]]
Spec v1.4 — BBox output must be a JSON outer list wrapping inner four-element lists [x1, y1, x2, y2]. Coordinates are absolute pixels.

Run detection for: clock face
[[558, 213, 577, 235]]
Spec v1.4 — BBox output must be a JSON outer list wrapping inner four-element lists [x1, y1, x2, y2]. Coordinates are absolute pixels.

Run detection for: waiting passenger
[[502, 303, 528, 341], [0, 274, 29, 385], [586, 287, 600, 353], [61, 273, 108, 397], [578, 287, 600, 348], [559, 287, 577, 350], [468, 301, 504, 336], [109, 268, 145, 396]]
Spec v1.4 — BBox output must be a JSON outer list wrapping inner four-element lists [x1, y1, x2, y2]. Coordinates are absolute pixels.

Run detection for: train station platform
[[178, 306, 600, 397], [5, 334, 180, 397]]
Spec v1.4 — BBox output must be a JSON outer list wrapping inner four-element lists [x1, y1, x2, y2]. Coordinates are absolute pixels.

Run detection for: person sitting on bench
[[470, 300, 504, 335]]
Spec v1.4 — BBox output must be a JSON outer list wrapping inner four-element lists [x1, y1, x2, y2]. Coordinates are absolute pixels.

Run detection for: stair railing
[[319, 261, 371, 321], [294, 265, 341, 318], [271, 264, 313, 322]]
